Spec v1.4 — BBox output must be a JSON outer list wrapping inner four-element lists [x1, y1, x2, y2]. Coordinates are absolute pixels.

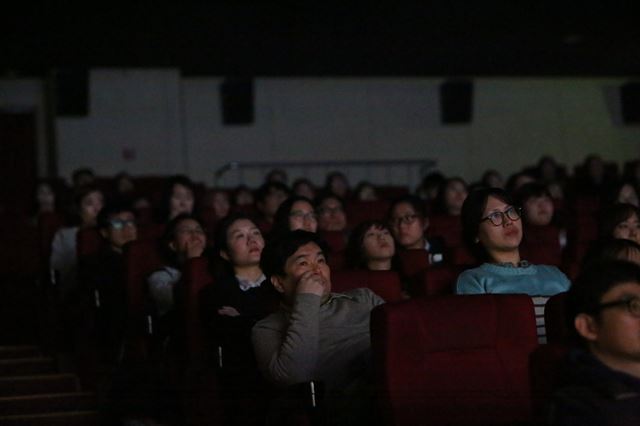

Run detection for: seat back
[[397, 249, 430, 279], [427, 214, 463, 248], [345, 200, 390, 227], [76, 227, 103, 259], [529, 343, 570, 419], [371, 294, 538, 426], [520, 225, 563, 267], [122, 239, 164, 361], [332, 269, 404, 302], [544, 292, 569, 344], [410, 264, 460, 297]]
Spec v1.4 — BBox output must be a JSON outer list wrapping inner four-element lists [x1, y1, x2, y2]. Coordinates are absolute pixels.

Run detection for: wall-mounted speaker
[[54, 68, 89, 117], [440, 79, 473, 124], [621, 82, 640, 125], [220, 77, 254, 125]]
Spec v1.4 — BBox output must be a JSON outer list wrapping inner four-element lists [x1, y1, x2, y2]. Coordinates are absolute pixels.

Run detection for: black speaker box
[[220, 78, 254, 125], [621, 82, 640, 124], [440, 80, 473, 124], [55, 68, 89, 117]]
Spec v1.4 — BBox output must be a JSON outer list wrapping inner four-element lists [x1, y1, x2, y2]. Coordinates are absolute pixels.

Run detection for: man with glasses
[[549, 260, 640, 425], [79, 202, 138, 364]]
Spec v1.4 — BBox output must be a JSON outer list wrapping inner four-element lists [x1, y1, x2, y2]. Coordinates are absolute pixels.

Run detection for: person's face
[[362, 225, 395, 261], [577, 282, 640, 367], [358, 185, 377, 201], [222, 219, 264, 267], [389, 202, 426, 249], [444, 181, 468, 215], [613, 213, 640, 245], [235, 189, 254, 206], [117, 176, 134, 194], [477, 196, 522, 256], [329, 176, 349, 198], [75, 172, 94, 188], [618, 184, 639, 208], [485, 173, 504, 189], [80, 191, 104, 226], [260, 188, 288, 218], [588, 157, 604, 181], [317, 198, 347, 231], [288, 200, 318, 233], [171, 218, 206, 254], [524, 195, 554, 226], [271, 242, 331, 304], [212, 192, 230, 218], [36, 184, 55, 210], [169, 184, 194, 218], [103, 211, 137, 250]]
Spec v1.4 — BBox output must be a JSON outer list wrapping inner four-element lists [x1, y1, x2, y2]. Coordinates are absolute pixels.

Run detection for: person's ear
[[169, 241, 177, 252], [575, 313, 599, 342], [270, 275, 285, 293], [220, 250, 230, 262], [99, 228, 109, 239], [422, 217, 429, 231]]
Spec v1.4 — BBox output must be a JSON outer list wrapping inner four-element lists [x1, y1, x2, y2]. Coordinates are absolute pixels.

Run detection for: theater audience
[[456, 187, 570, 341], [291, 178, 316, 200], [416, 171, 445, 204], [50, 185, 104, 300], [324, 170, 350, 199], [71, 167, 96, 190], [388, 195, 444, 264], [316, 193, 348, 233], [549, 260, 640, 425], [147, 214, 206, 334], [158, 175, 197, 222], [254, 182, 290, 234], [599, 203, 640, 246], [583, 238, 640, 266], [269, 196, 318, 240], [346, 220, 397, 271], [232, 184, 255, 208], [353, 181, 378, 201], [200, 213, 276, 426], [608, 180, 640, 207], [253, 230, 384, 424]]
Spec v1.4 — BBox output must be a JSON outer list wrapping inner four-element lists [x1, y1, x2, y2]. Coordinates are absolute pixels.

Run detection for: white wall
[[4, 70, 639, 189]]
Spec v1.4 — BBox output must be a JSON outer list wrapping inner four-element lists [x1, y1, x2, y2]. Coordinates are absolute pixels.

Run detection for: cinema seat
[[332, 270, 404, 302], [371, 294, 538, 426]]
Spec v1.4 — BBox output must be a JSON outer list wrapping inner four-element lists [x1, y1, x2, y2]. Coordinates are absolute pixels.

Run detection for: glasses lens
[[506, 207, 521, 221], [488, 212, 503, 226], [630, 298, 640, 316]]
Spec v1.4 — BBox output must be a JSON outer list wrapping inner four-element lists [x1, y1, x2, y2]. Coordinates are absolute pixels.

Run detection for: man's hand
[[218, 306, 240, 317], [295, 270, 328, 297]]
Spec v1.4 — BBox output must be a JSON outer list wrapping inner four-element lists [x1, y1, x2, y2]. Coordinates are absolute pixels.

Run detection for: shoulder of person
[[341, 287, 385, 306]]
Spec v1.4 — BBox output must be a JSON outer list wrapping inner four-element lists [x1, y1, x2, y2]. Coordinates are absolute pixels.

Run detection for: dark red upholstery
[[409, 264, 460, 297], [331, 270, 404, 302], [137, 222, 165, 242], [397, 249, 430, 279], [544, 292, 569, 344], [122, 239, 163, 361], [376, 185, 410, 200], [345, 200, 390, 227], [427, 214, 463, 248], [529, 343, 570, 419], [520, 224, 563, 267], [371, 294, 538, 426], [76, 227, 103, 259], [318, 230, 347, 253], [179, 257, 214, 365]]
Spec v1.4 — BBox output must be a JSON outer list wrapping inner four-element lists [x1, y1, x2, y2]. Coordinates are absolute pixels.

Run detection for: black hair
[[255, 181, 291, 204], [314, 192, 345, 211], [270, 196, 315, 239], [599, 203, 640, 240], [159, 213, 202, 267], [71, 167, 95, 186], [565, 259, 640, 345], [345, 220, 395, 269], [433, 177, 468, 215], [353, 181, 378, 201], [513, 182, 551, 207], [582, 238, 640, 266], [96, 201, 135, 231], [260, 230, 329, 278], [461, 187, 515, 261], [387, 194, 427, 220], [213, 212, 259, 257], [158, 175, 197, 222]]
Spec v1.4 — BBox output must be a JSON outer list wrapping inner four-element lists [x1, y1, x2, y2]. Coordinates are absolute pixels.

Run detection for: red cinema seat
[[332, 270, 404, 302], [397, 249, 430, 279], [76, 227, 103, 259], [427, 213, 464, 249], [544, 292, 569, 345], [371, 294, 538, 426], [409, 264, 460, 297], [520, 225, 563, 267], [318, 230, 347, 253], [122, 239, 164, 361], [529, 343, 570, 420], [345, 200, 390, 227]]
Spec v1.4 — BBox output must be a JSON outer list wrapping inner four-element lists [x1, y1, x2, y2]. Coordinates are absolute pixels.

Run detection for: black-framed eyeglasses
[[594, 297, 640, 318], [289, 211, 318, 221], [109, 219, 136, 230], [482, 206, 522, 227]]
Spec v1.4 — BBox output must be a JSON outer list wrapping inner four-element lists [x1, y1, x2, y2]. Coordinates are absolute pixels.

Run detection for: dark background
[[2, 2, 639, 77]]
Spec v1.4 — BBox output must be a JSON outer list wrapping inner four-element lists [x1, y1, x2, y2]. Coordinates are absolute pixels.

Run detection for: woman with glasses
[[456, 188, 570, 340], [387, 195, 445, 264], [269, 195, 318, 240]]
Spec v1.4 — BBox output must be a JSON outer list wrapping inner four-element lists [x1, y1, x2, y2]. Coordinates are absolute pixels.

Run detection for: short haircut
[[434, 176, 468, 214], [97, 201, 135, 230], [566, 260, 640, 344], [599, 203, 640, 239], [583, 238, 640, 265], [346, 220, 393, 269], [72, 167, 95, 184], [461, 187, 514, 261], [314, 193, 345, 211], [514, 182, 551, 206], [255, 181, 291, 204], [387, 194, 427, 220], [73, 184, 102, 208], [260, 230, 329, 278]]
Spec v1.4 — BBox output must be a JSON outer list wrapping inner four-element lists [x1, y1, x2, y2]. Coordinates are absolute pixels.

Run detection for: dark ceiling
[[3, 3, 640, 77]]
